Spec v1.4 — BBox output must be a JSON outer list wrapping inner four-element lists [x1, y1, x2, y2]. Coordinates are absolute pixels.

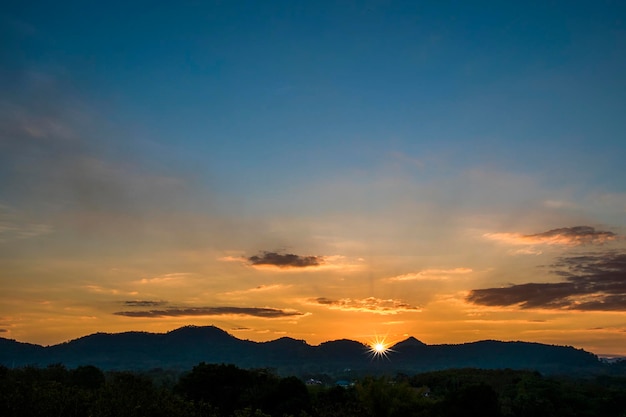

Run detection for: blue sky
[[2, 1, 626, 354]]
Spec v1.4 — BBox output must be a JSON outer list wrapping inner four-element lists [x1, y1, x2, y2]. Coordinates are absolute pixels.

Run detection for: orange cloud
[[83, 285, 138, 296], [387, 268, 473, 281], [222, 284, 292, 296], [136, 273, 191, 285]]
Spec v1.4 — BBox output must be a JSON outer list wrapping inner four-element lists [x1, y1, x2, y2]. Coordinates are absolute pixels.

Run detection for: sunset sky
[[2, 1, 626, 356]]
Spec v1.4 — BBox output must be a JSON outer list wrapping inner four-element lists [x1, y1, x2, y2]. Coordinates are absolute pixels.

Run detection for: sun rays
[[366, 334, 395, 360]]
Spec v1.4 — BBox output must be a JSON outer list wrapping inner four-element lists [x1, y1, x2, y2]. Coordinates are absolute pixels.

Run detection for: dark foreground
[[2, 363, 626, 417]]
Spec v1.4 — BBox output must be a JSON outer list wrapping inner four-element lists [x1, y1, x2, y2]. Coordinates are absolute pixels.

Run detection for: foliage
[[176, 363, 311, 416], [1, 364, 626, 417]]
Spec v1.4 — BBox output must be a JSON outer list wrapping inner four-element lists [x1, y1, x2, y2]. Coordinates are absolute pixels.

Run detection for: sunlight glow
[[367, 334, 395, 360]]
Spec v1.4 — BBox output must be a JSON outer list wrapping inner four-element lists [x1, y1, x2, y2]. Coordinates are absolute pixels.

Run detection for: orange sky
[[3, 222, 626, 355]]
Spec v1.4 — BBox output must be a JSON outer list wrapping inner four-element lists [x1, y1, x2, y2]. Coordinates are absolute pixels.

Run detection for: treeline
[[1, 363, 626, 417]]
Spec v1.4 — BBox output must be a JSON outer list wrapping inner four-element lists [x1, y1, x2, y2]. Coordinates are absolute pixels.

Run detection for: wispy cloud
[[484, 226, 617, 247], [0, 204, 53, 242], [121, 300, 168, 307], [223, 284, 292, 296], [310, 297, 421, 314], [83, 285, 138, 296], [543, 200, 578, 209], [113, 306, 304, 318], [0, 71, 191, 245], [467, 252, 626, 311], [387, 268, 473, 281], [0, 221, 53, 242], [136, 273, 191, 285]]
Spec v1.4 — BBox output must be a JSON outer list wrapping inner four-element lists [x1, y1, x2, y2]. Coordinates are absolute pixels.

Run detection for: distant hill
[[0, 325, 606, 375]]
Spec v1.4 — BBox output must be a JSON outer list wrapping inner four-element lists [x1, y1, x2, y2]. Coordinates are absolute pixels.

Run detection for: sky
[[2, 0, 626, 356]]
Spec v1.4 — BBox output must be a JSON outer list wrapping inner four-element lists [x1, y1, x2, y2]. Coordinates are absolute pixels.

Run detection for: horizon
[[2, 323, 623, 358], [2, 2, 626, 357]]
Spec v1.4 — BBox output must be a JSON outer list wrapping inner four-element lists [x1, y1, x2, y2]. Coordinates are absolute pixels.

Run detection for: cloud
[[543, 200, 577, 209], [0, 221, 53, 242], [0, 329, 7, 333], [0, 70, 192, 244], [221, 253, 363, 272], [248, 251, 323, 269], [310, 297, 421, 314], [0, 204, 53, 242], [83, 285, 138, 296], [484, 226, 617, 247], [467, 252, 626, 311], [113, 306, 304, 318], [122, 300, 168, 307], [137, 273, 191, 285], [223, 284, 292, 296], [511, 247, 545, 256], [387, 267, 473, 281]]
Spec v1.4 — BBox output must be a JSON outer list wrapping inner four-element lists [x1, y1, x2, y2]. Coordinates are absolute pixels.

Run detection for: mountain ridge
[[0, 325, 604, 375]]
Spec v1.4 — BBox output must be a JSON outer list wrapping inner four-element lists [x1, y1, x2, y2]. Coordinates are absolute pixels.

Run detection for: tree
[[71, 365, 105, 390]]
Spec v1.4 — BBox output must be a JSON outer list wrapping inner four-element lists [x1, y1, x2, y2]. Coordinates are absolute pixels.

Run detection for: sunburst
[[366, 334, 395, 360]]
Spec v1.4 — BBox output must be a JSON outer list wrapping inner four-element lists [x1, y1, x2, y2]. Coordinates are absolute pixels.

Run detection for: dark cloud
[[0, 329, 7, 333], [248, 251, 323, 268], [114, 306, 303, 318], [315, 297, 335, 305], [122, 300, 168, 307], [484, 226, 617, 249], [526, 226, 616, 245], [468, 252, 626, 311]]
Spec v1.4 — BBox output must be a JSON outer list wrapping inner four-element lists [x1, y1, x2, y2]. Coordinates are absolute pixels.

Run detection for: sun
[[367, 334, 395, 360]]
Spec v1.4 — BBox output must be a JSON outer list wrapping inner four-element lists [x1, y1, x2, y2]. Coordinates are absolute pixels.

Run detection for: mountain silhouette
[[392, 336, 427, 349], [0, 325, 603, 375]]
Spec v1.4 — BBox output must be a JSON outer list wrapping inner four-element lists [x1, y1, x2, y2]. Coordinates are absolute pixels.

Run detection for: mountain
[[0, 337, 46, 367], [392, 336, 427, 349], [0, 325, 604, 375]]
